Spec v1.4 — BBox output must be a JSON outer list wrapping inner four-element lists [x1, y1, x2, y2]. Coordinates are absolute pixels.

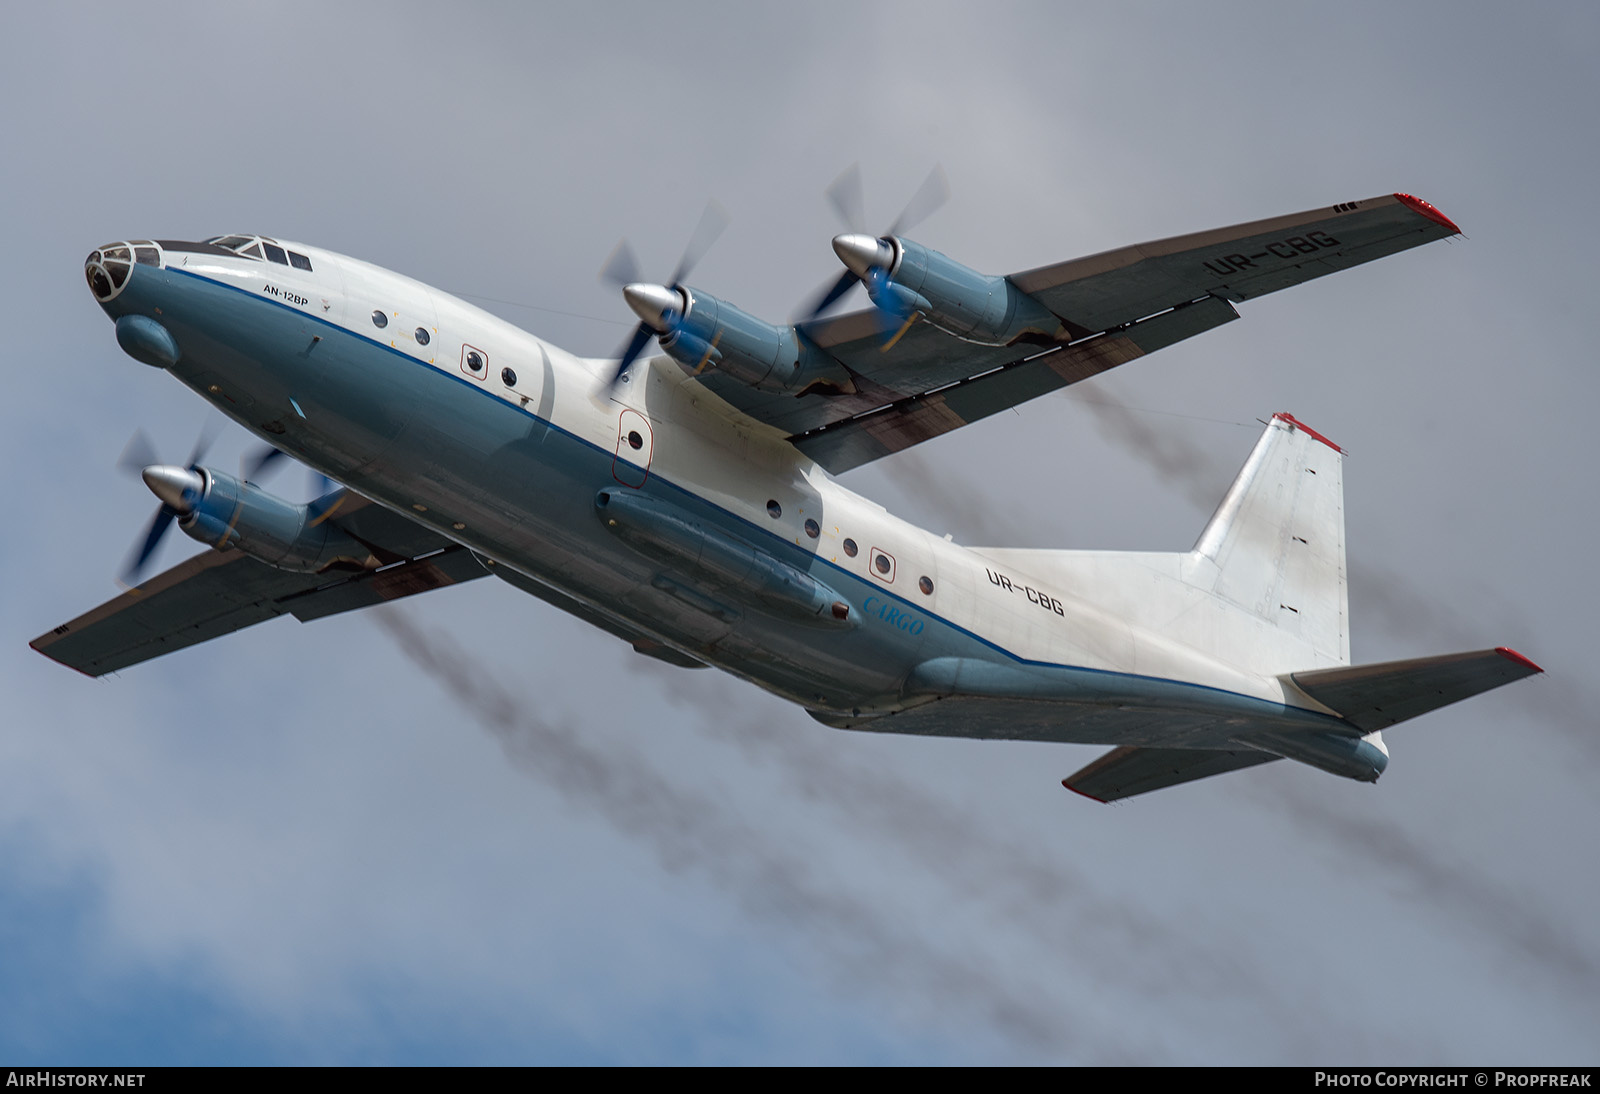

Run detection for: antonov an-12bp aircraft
[[33, 188, 1542, 801]]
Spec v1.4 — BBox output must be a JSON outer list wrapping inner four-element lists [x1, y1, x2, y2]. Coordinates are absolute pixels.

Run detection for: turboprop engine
[[831, 234, 1068, 346], [139, 465, 380, 574], [622, 283, 857, 396]]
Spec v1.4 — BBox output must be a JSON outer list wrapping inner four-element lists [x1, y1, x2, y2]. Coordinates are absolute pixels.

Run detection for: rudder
[[1189, 412, 1349, 667]]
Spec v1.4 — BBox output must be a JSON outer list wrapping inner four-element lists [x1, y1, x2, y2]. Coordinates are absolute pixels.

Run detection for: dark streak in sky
[[374, 605, 1117, 1063], [876, 398, 1599, 997]]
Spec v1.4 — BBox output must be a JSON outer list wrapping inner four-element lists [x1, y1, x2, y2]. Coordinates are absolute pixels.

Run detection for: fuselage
[[86, 235, 1337, 741]]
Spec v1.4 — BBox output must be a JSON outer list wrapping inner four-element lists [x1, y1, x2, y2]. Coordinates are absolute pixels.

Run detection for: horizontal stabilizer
[[1063, 745, 1279, 803], [1289, 648, 1543, 733]]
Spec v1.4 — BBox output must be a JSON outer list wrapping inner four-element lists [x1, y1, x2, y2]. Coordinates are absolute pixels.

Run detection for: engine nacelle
[[179, 469, 380, 574], [624, 283, 856, 396], [833, 234, 1067, 346]]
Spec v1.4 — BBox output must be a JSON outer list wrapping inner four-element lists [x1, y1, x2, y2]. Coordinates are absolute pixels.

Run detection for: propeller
[[240, 443, 288, 482], [240, 443, 336, 515], [599, 200, 729, 391], [115, 421, 217, 587], [796, 164, 950, 322]]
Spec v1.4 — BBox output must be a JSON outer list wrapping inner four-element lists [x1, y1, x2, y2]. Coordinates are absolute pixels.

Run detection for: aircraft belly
[[842, 697, 1231, 747], [281, 353, 918, 708], [837, 690, 1337, 750]]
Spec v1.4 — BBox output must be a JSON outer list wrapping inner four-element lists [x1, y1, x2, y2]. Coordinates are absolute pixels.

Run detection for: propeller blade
[[857, 267, 917, 346], [241, 444, 288, 482], [886, 164, 950, 238], [796, 269, 860, 321], [183, 419, 219, 469], [667, 199, 729, 287], [116, 429, 160, 477], [305, 469, 339, 522], [599, 239, 643, 289], [120, 505, 176, 586], [606, 322, 655, 389], [877, 306, 915, 347], [825, 163, 866, 234]]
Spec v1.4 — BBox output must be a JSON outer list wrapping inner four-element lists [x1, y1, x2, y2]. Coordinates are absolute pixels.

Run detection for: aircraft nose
[[831, 233, 895, 278], [141, 465, 205, 515], [85, 240, 162, 304], [622, 283, 684, 331]]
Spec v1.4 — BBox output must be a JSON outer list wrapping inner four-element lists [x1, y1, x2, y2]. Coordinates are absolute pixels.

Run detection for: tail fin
[[969, 412, 1351, 676], [1189, 412, 1349, 668]]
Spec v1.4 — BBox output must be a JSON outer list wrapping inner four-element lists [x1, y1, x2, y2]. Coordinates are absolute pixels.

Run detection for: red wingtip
[[1495, 647, 1544, 673], [1394, 193, 1462, 235], [1272, 412, 1342, 453], [1061, 779, 1109, 803]]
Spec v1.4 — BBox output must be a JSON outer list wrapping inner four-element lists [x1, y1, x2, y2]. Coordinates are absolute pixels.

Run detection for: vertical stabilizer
[[969, 412, 1351, 675], [1191, 413, 1349, 667]]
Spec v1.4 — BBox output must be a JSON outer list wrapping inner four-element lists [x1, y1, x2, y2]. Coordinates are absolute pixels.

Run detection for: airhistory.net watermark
[[5, 1074, 144, 1088]]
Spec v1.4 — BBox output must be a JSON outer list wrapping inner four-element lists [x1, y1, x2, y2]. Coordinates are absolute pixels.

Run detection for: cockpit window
[[197, 235, 309, 271]]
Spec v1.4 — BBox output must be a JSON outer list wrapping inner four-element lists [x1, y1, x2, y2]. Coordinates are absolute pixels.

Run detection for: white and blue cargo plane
[[33, 192, 1542, 801]]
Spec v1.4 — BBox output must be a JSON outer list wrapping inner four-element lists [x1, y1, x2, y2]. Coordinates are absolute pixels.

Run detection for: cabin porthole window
[[804, 518, 820, 539], [842, 538, 858, 557], [501, 367, 517, 386], [465, 350, 484, 372], [628, 430, 644, 450], [371, 310, 388, 329], [766, 499, 782, 519], [414, 327, 431, 346], [918, 576, 934, 595], [874, 554, 892, 575]]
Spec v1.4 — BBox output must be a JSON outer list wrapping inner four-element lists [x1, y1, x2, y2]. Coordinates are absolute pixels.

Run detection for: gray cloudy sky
[[3, 1, 1597, 1064]]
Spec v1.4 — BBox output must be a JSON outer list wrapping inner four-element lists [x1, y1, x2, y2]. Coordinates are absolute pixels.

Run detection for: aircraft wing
[[697, 193, 1459, 473], [30, 490, 486, 677]]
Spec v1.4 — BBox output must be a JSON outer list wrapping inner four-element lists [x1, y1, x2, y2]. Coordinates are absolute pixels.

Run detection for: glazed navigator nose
[[84, 240, 163, 303]]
